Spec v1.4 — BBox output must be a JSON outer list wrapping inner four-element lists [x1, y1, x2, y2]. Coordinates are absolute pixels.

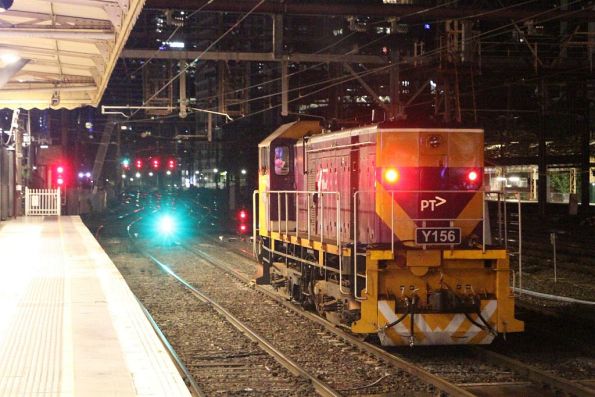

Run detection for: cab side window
[[274, 146, 290, 176]]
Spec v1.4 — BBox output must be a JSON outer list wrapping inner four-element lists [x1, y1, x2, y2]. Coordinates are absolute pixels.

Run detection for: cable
[[131, 0, 267, 119], [122, 0, 587, 125], [195, 0, 462, 104], [127, 0, 216, 78], [217, 0, 589, 122]]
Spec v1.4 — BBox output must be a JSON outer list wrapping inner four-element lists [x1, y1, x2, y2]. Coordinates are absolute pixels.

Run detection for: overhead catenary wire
[[122, 0, 541, 120], [123, 0, 587, 125], [127, 0, 216, 78], [130, 0, 267, 119], [215, 0, 590, 123]]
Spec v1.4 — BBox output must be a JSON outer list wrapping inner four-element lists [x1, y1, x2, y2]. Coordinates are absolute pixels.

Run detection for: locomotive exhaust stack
[[253, 121, 524, 346]]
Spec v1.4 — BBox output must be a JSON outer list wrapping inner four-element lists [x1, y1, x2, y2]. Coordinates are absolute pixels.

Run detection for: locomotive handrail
[[353, 188, 492, 301], [252, 190, 259, 258], [262, 190, 347, 295], [485, 190, 523, 295]]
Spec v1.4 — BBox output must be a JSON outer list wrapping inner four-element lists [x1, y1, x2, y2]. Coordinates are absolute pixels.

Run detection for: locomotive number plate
[[415, 227, 461, 245]]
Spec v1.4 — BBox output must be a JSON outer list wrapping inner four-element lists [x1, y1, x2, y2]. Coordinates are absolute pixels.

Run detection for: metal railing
[[255, 190, 348, 293], [25, 187, 61, 216], [254, 188, 523, 301], [485, 190, 523, 295]]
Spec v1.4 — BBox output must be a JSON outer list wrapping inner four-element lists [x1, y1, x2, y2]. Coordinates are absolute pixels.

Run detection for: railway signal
[[53, 163, 68, 189], [167, 158, 176, 170], [151, 158, 160, 170], [237, 209, 249, 235], [135, 158, 143, 170]]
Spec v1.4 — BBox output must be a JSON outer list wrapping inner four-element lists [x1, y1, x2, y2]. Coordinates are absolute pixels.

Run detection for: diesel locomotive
[[253, 120, 523, 346]]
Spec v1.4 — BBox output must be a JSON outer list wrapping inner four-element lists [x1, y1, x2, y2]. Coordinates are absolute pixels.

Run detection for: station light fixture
[[166, 170, 172, 176], [121, 174, 126, 179], [135, 172, 141, 178], [148, 172, 154, 177], [213, 168, 218, 173]]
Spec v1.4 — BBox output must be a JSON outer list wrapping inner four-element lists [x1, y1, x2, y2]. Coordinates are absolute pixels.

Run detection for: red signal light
[[167, 159, 176, 170], [57, 166, 64, 174], [239, 210, 247, 220], [240, 224, 247, 232], [135, 159, 143, 169], [151, 158, 160, 170], [383, 168, 400, 184], [468, 170, 478, 182], [57, 177, 64, 186]]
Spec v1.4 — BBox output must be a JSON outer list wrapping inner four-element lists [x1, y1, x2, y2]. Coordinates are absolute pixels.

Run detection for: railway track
[[119, 216, 324, 396], [135, 240, 461, 395], [91, 197, 594, 397], [193, 235, 595, 397]]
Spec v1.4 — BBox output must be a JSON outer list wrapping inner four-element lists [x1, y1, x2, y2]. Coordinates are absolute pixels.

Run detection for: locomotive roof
[[300, 124, 483, 145], [258, 120, 322, 147]]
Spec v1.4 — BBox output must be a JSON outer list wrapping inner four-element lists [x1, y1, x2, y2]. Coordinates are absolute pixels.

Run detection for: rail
[[24, 187, 61, 216]]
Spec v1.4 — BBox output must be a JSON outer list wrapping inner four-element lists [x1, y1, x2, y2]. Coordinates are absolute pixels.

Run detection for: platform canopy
[[0, 0, 145, 109]]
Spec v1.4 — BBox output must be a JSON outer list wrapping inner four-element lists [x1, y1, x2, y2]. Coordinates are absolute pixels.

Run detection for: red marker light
[[384, 168, 400, 184], [468, 170, 478, 182], [240, 224, 247, 232], [239, 210, 247, 219]]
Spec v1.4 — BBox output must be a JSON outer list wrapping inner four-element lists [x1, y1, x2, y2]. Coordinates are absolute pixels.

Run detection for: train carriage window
[[274, 146, 290, 175]]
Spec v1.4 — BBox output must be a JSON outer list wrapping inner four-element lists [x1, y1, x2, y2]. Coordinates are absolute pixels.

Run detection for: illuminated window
[[274, 146, 290, 176]]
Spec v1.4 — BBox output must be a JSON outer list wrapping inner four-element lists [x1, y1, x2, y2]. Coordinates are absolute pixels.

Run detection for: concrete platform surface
[[0, 216, 191, 397]]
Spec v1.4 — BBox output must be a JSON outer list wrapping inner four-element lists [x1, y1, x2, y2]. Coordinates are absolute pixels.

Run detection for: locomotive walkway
[[0, 216, 190, 397]]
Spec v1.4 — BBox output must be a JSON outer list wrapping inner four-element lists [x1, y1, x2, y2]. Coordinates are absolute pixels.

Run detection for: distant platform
[[0, 216, 191, 397]]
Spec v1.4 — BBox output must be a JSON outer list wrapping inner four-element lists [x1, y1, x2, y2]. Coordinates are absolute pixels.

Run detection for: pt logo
[[420, 196, 446, 211]]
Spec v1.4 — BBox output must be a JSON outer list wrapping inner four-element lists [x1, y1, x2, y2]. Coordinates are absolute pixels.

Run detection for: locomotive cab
[[254, 121, 524, 346]]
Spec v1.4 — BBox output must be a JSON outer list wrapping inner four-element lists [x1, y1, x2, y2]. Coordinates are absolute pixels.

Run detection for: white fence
[[25, 187, 61, 216]]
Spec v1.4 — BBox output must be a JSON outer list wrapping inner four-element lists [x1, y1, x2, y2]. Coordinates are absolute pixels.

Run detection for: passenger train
[[253, 120, 524, 346]]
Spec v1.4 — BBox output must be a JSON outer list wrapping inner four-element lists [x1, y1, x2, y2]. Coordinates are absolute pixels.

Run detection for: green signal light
[[158, 215, 174, 235], [122, 158, 130, 167]]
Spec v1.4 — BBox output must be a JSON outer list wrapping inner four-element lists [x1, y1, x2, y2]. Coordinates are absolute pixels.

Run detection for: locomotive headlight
[[468, 170, 478, 182], [384, 168, 400, 184]]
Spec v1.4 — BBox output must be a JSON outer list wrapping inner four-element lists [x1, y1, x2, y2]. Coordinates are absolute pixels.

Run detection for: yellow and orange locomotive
[[253, 120, 523, 346]]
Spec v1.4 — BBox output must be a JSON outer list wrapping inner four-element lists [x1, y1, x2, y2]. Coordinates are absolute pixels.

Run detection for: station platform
[[0, 216, 191, 397]]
